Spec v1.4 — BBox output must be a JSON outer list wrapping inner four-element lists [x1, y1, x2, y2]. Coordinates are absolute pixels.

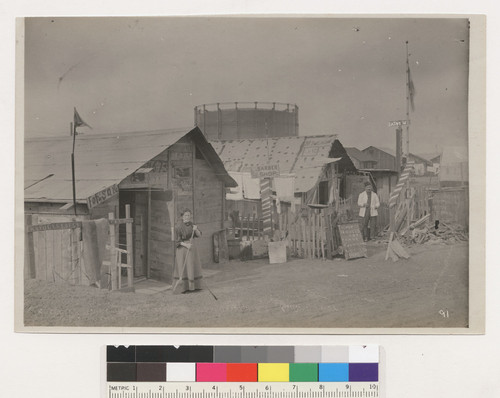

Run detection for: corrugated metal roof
[[210, 135, 351, 193], [363, 146, 397, 157], [362, 146, 435, 166], [345, 147, 374, 162], [25, 127, 236, 203]]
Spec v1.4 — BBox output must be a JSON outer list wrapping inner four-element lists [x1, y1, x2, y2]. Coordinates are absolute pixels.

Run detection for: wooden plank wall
[[133, 194, 148, 278], [89, 196, 118, 220], [26, 214, 137, 287], [28, 218, 89, 286], [194, 157, 224, 267], [430, 188, 468, 228], [25, 201, 88, 216]]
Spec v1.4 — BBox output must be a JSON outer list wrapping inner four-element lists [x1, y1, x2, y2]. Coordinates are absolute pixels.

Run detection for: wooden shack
[[362, 146, 398, 171], [210, 135, 358, 223], [24, 127, 236, 284]]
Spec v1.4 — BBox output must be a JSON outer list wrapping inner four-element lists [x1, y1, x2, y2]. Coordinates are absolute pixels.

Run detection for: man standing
[[358, 181, 380, 242]]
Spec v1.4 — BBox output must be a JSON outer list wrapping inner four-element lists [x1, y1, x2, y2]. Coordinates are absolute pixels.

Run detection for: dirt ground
[[24, 241, 468, 329]]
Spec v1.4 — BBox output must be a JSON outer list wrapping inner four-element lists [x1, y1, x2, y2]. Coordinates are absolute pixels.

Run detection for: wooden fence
[[230, 203, 372, 261], [393, 185, 431, 234], [25, 216, 84, 285], [275, 206, 340, 260], [25, 205, 134, 290], [231, 214, 265, 241]]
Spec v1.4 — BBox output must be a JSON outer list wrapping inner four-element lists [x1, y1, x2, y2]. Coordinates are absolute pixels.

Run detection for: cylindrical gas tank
[[194, 101, 299, 140]]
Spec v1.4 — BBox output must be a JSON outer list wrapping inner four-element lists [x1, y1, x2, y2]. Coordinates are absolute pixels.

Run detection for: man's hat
[[364, 181, 372, 187]]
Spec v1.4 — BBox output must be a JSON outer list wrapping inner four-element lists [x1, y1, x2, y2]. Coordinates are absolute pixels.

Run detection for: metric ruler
[[106, 382, 380, 398], [105, 345, 382, 398]]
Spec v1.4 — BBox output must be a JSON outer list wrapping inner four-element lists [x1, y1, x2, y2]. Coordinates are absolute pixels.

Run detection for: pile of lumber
[[400, 217, 468, 246]]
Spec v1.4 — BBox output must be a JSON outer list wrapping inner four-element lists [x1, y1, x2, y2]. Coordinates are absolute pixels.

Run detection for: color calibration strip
[[106, 345, 379, 383]]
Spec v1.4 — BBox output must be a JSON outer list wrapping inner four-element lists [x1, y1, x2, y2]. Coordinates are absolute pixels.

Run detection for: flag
[[74, 107, 92, 130], [408, 67, 416, 112]]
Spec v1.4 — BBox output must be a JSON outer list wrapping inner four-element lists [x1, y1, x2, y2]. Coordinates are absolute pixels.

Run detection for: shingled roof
[[210, 135, 356, 193]]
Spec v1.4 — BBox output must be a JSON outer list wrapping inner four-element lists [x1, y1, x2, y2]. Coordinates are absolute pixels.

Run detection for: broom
[[172, 226, 218, 300], [172, 228, 195, 295]]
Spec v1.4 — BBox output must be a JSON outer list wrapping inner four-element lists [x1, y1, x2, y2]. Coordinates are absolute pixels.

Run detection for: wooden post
[[71, 225, 80, 285], [317, 212, 322, 258], [306, 213, 312, 259], [109, 212, 117, 290], [137, 215, 143, 276], [278, 211, 282, 237], [310, 213, 315, 259], [221, 183, 226, 231], [192, 142, 196, 221], [260, 178, 273, 238], [53, 229, 62, 283], [312, 210, 316, 258], [295, 217, 299, 255], [61, 228, 72, 285], [239, 214, 243, 239], [25, 215, 37, 279], [319, 212, 323, 259], [302, 216, 307, 258], [320, 211, 325, 260], [46, 230, 55, 282], [324, 209, 331, 259], [125, 204, 134, 289], [293, 219, 297, 256], [292, 218, 296, 256], [246, 215, 250, 240], [317, 212, 321, 259], [252, 214, 256, 240], [406, 179, 411, 230], [308, 213, 313, 259], [301, 216, 306, 258], [147, 187, 151, 279], [385, 199, 396, 261]]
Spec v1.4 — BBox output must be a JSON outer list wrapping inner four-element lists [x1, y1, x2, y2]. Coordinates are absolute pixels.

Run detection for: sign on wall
[[87, 184, 119, 209], [251, 164, 280, 178]]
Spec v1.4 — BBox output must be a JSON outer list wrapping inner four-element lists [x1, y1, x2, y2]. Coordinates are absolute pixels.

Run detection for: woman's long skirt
[[173, 244, 203, 293]]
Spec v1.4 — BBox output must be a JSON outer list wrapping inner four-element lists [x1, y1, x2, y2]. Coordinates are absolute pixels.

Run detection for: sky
[[24, 17, 470, 156]]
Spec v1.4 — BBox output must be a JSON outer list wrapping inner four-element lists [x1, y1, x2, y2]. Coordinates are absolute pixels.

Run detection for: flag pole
[[71, 121, 77, 216], [405, 41, 410, 159]]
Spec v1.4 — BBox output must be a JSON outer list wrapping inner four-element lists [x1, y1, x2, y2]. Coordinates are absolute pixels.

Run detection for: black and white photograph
[[18, 16, 484, 331]]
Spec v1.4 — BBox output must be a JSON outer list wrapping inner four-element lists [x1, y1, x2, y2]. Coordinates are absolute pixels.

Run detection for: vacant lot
[[24, 241, 468, 329]]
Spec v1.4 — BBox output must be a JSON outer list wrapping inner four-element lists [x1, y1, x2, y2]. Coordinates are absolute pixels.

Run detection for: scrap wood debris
[[401, 219, 468, 246], [383, 216, 468, 262]]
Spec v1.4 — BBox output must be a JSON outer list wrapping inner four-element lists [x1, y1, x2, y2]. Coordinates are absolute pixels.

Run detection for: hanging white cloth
[[226, 172, 244, 200], [242, 173, 261, 199], [273, 176, 295, 202]]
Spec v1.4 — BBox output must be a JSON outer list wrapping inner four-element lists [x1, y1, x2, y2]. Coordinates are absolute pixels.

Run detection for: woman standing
[[173, 208, 203, 294]]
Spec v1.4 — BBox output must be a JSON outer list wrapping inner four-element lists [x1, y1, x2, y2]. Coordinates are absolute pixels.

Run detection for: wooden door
[[133, 192, 148, 277]]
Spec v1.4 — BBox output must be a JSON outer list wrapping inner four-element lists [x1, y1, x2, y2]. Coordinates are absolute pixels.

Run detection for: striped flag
[[388, 164, 412, 208], [408, 66, 416, 112], [260, 178, 273, 237]]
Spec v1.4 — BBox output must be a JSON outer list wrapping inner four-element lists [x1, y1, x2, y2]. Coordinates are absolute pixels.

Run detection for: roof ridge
[[209, 133, 339, 143], [25, 127, 192, 142]]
